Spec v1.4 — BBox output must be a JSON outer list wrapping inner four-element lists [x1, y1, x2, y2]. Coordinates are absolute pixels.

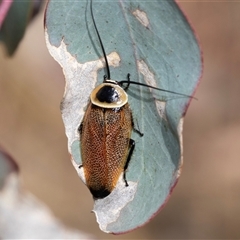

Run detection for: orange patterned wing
[[80, 102, 133, 199]]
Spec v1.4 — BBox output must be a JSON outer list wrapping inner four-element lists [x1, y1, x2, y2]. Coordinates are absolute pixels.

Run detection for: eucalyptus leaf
[[0, 148, 18, 190], [0, 149, 92, 238], [0, 0, 43, 56], [45, 0, 201, 234]]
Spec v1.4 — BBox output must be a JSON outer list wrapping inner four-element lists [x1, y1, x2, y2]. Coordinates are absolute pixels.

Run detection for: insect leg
[[78, 123, 83, 133], [121, 73, 131, 91], [103, 75, 107, 82], [133, 123, 144, 137], [131, 114, 144, 137], [123, 139, 135, 187]]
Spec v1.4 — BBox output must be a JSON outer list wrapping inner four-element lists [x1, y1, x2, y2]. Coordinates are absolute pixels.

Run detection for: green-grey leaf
[[0, 148, 18, 190], [45, 0, 201, 234], [0, 0, 32, 56]]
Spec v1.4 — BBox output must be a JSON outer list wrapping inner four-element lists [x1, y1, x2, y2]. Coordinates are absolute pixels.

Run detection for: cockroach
[[78, 0, 194, 199]]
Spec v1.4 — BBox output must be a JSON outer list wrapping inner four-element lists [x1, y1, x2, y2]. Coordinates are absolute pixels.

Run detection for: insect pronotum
[[78, 0, 194, 199]]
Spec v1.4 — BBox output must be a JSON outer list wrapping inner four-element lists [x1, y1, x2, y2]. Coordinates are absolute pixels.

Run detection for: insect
[[78, 0, 193, 199]]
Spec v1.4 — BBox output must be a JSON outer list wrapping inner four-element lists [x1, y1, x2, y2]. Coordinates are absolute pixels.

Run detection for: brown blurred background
[[0, 1, 239, 239]]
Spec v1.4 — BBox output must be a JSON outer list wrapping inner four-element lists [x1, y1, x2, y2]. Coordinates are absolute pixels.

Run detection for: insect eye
[[96, 86, 119, 103]]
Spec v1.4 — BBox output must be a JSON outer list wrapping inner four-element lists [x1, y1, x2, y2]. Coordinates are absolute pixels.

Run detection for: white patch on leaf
[[176, 117, 184, 179], [137, 59, 167, 121], [155, 101, 167, 121], [132, 9, 150, 28], [93, 175, 137, 233], [45, 31, 120, 153]]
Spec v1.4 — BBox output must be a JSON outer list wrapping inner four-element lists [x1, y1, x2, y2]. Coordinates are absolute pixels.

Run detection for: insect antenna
[[90, 0, 196, 100], [119, 74, 196, 100], [90, 0, 111, 80]]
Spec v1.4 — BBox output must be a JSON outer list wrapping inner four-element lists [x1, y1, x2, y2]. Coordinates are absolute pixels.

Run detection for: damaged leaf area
[[45, 0, 201, 234]]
